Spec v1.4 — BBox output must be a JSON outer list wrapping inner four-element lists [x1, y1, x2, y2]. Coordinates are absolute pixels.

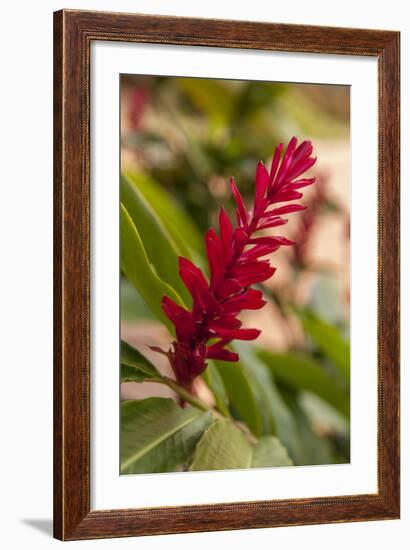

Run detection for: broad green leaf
[[120, 203, 184, 331], [257, 350, 350, 418], [231, 342, 275, 435], [232, 342, 303, 462], [308, 273, 346, 325], [121, 398, 212, 474], [298, 309, 350, 382], [120, 340, 162, 383], [121, 174, 189, 303], [293, 412, 334, 465], [214, 360, 263, 437], [236, 343, 336, 465], [281, 390, 336, 465], [190, 420, 252, 471], [120, 278, 155, 322], [124, 171, 204, 263], [300, 392, 350, 463], [251, 436, 293, 468], [202, 361, 230, 417], [260, 379, 306, 464], [300, 391, 349, 437]]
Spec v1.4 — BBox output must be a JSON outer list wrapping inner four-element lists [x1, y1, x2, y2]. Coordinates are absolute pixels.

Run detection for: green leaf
[[231, 342, 275, 435], [300, 392, 349, 444], [251, 436, 293, 468], [294, 416, 334, 466], [124, 171, 204, 264], [260, 379, 306, 464], [120, 340, 162, 383], [202, 361, 230, 417], [257, 350, 350, 418], [213, 360, 263, 437], [308, 273, 346, 325], [235, 343, 336, 466], [121, 398, 212, 474], [231, 342, 303, 462], [120, 203, 184, 331], [120, 277, 156, 321], [190, 420, 252, 471], [298, 309, 350, 382], [121, 174, 189, 303], [281, 390, 335, 465]]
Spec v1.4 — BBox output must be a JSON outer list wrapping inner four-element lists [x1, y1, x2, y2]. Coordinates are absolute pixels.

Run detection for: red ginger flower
[[160, 137, 316, 392]]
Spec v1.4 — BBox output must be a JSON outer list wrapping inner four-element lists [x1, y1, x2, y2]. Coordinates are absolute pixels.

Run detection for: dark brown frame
[[54, 9, 400, 541]]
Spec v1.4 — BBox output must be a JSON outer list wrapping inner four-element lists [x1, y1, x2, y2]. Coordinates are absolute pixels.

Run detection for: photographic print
[[119, 75, 351, 475], [54, 10, 399, 539]]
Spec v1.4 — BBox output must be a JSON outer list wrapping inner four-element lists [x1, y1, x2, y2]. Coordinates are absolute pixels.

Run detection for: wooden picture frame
[[54, 9, 400, 541]]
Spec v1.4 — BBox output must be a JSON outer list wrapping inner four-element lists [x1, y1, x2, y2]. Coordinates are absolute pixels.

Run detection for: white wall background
[[0, 1, 407, 548]]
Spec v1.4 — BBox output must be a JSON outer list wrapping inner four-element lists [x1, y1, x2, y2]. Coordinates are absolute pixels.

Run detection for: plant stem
[[161, 377, 211, 412], [164, 377, 256, 443], [235, 421, 258, 444], [151, 376, 257, 442], [152, 375, 230, 418]]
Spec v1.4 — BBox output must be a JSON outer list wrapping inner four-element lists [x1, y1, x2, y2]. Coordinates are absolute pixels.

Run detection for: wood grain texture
[[53, 9, 400, 541]]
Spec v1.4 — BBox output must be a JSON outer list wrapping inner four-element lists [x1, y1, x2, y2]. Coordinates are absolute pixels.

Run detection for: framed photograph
[[54, 9, 400, 541]]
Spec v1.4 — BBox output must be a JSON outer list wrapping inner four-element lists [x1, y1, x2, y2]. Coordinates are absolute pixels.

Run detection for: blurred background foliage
[[120, 75, 351, 469]]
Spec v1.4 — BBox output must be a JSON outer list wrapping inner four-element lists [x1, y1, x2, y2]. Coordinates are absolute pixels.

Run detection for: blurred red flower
[[292, 172, 328, 269], [128, 87, 150, 129]]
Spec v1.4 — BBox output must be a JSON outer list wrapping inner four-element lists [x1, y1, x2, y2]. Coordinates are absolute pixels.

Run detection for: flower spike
[[159, 137, 316, 391]]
